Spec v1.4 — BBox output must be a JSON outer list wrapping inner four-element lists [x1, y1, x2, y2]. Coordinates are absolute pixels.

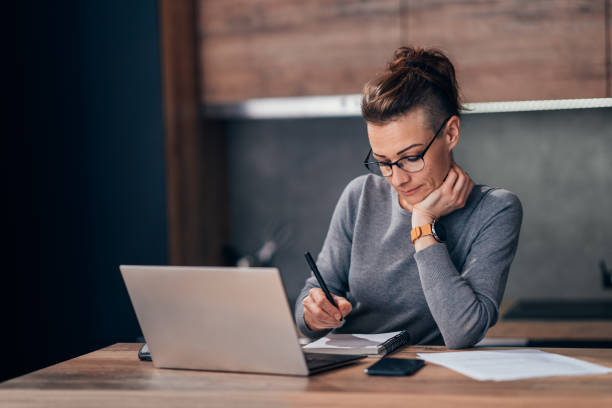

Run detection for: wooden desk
[[1, 343, 611, 407]]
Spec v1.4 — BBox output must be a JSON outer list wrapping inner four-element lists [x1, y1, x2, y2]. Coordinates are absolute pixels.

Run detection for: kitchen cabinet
[[401, 0, 608, 102], [197, 0, 401, 104], [197, 0, 609, 104]]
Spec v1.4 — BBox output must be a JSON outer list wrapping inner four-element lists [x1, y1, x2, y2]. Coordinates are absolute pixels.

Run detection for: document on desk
[[417, 349, 612, 381]]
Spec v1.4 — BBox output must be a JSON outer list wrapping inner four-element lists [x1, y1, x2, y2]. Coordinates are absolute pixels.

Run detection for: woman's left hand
[[412, 162, 474, 226]]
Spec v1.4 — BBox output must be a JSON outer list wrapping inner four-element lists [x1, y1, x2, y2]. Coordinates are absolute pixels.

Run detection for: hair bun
[[388, 47, 430, 72], [362, 45, 462, 126]]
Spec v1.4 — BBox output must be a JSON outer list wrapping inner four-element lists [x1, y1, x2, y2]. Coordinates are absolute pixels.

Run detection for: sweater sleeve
[[294, 177, 362, 339], [414, 189, 523, 349]]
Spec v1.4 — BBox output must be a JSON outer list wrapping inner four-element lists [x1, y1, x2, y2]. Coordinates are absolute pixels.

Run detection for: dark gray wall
[[457, 109, 612, 301], [227, 108, 612, 311]]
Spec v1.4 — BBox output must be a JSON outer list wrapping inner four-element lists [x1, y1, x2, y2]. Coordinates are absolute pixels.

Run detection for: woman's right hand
[[302, 288, 352, 331]]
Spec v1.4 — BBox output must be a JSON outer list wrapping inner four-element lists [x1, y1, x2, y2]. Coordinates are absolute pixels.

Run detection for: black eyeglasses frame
[[363, 115, 453, 177]]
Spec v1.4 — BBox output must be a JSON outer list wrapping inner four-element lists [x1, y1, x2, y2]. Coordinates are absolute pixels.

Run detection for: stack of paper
[[417, 349, 612, 381]]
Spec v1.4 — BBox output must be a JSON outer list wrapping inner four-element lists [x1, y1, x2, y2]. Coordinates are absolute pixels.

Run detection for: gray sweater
[[294, 174, 523, 349]]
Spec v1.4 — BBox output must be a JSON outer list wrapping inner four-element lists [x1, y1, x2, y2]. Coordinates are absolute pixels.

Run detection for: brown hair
[[361, 46, 463, 131]]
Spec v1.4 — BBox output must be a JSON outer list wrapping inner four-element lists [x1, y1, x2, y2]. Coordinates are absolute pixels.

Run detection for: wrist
[[412, 213, 434, 227], [414, 235, 437, 252], [410, 218, 447, 249], [411, 206, 436, 226]]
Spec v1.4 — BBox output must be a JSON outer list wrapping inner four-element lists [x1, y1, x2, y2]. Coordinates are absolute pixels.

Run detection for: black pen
[[304, 251, 343, 321]]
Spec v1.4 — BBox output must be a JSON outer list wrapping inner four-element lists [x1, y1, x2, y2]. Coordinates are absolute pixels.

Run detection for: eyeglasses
[[363, 115, 452, 177]]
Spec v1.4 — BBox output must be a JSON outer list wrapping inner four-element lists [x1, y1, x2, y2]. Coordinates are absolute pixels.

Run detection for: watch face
[[432, 220, 447, 242]]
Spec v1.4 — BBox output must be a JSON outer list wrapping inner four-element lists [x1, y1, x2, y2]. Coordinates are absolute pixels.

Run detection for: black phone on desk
[[365, 358, 425, 376]]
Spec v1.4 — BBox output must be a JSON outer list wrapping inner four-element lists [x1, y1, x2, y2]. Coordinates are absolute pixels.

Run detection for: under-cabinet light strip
[[204, 96, 612, 119]]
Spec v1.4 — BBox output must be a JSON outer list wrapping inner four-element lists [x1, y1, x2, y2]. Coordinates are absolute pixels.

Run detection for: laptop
[[119, 265, 366, 376]]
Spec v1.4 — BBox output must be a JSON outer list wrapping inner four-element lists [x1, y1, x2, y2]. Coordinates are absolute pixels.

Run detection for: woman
[[294, 46, 523, 349]]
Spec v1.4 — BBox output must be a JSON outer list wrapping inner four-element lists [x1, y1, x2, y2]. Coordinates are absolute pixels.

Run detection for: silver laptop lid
[[120, 265, 309, 376]]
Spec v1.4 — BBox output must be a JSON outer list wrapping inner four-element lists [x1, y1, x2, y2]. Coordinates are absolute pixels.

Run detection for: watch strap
[[410, 223, 433, 244]]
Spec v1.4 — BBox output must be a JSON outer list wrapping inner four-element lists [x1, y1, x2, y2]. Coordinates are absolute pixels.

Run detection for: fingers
[[311, 288, 343, 320], [458, 164, 474, 195], [303, 300, 341, 329], [462, 171, 474, 200], [441, 166, 458, 193], [450, 163, 473, 208], [412, 162, 474, 222], [451, 166, 467, 197], [332, 294, 353, 318], [302, 288, 345, 330]]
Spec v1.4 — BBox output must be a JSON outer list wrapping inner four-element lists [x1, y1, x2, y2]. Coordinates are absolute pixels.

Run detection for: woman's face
[[366, 108, 460, 211]]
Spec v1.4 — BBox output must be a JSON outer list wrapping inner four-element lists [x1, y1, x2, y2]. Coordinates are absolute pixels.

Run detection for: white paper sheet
[[417, 349, 612, 381]]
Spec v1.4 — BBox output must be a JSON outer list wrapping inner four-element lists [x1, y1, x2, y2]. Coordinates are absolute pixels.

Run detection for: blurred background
[[8, 0, 611, 382]]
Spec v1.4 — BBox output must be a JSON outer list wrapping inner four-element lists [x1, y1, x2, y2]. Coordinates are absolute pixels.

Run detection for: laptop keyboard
[[304, 352, 364, 370]]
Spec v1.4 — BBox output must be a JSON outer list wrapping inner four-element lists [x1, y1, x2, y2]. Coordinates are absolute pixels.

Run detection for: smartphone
[[364, 358, 425, 376]]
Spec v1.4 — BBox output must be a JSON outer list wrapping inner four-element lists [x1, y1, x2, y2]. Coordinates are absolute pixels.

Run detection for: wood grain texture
[[606, 0, 611, 96], [197, 0, 401, 103], [160, 0, 227, 266], [1, 343, 611, 407], [401, 0, 608, 102]]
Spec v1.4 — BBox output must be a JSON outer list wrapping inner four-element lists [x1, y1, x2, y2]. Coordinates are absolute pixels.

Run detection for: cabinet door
[[402, 0, 608, 102], [198, 0, 401, 104]]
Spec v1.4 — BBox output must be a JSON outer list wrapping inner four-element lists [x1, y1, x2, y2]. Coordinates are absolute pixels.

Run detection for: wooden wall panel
[[197, 0, 401, 104], [160, 0, 227, 266], [607, 0, 611, 96], [401, 0, 608, 102]]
